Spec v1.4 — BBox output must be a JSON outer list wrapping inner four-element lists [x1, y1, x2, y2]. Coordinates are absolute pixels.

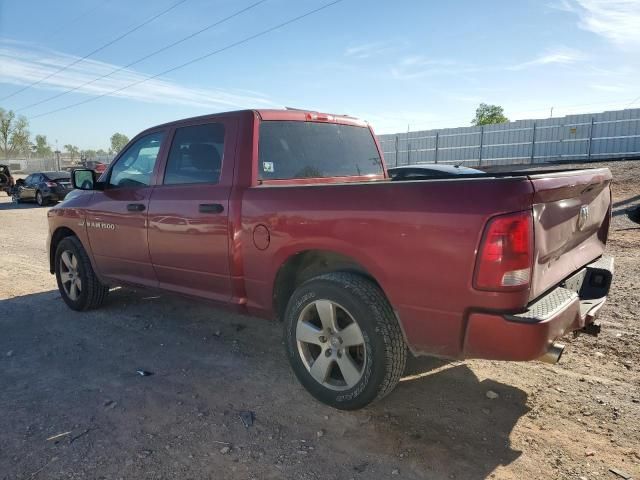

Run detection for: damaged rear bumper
[[462, 256, 614, 361]]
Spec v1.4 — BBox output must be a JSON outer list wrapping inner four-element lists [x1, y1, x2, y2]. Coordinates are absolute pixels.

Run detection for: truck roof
[[138, 108, 369, 136]]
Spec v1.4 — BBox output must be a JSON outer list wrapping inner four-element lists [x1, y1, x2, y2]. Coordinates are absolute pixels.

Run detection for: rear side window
[[258, 121, 383, 180], [164, 123, 225, 185]]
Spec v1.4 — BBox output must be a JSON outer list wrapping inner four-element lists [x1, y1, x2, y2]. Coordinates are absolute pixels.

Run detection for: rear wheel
[[284, 272, 406, 410], [55, 237, 109, 311], [36, 190, 46, 206]]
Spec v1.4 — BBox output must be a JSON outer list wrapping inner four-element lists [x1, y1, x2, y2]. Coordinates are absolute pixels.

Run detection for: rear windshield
[[258, 121, 383, 180], [44, 172, 71, 181]]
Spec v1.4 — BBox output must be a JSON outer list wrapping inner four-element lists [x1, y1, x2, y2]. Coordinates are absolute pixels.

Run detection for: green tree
[[64, 144, 80, 161], [82, 149, 97, 160], [110, 132, 129, 154], [471, 103, 509, 126], [34, 134, 52, 157], [0, 108, 30, 159]]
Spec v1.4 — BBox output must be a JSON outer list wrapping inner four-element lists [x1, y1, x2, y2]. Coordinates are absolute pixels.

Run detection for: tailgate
[[528, 168, 612, 301]]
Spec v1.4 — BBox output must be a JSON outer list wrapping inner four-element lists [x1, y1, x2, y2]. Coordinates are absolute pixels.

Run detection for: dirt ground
[[0, 160, 638, 480]]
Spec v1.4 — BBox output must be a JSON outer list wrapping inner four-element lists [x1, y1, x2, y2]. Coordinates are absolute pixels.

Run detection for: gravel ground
[[0, 160, 638, 480]]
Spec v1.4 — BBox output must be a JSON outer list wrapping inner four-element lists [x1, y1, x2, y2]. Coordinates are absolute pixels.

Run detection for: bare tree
[[0, 108, 30, 159]]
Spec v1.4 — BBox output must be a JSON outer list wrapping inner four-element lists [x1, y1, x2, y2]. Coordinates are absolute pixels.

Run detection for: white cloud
[[570, 0, 640, 47], [0, 41, 278, 111], [390, 56, 478, 80], [508, 47, 586, 70], [344, 42, 385, 59], [547, 0, 577, 13], [344, 40, 407, 59]]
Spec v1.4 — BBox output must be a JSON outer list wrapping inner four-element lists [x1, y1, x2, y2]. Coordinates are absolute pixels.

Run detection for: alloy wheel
[[296, 299, 366, 391], [59, 250, 82, 301]]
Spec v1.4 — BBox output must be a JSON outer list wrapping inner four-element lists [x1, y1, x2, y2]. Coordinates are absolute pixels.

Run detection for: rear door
[[528, 168, 612, 300], [85, 130, 167, 287], [147, 118, 237, 302]]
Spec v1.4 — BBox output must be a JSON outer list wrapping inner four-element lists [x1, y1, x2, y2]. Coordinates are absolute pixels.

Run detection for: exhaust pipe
[[538, 342, 565, 364]]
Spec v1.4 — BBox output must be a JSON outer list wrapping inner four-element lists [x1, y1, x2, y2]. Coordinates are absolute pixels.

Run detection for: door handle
[[127, 203, 146, 212], [199, 203, 224, 214]]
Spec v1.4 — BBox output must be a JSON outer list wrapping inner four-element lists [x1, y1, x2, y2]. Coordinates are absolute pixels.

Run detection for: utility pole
[[550, 106, 554, 118], [55, 139, 60, 171]]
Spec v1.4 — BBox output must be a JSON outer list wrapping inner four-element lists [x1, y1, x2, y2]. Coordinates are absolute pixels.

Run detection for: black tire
[[55, 236, 109, 311], [284, 272, 407, 410], [36, 190, 47, 206]]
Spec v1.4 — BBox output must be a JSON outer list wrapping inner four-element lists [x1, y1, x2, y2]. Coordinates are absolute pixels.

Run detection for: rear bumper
[[45, 189, 70, 201], [462, 256, 614, 361]]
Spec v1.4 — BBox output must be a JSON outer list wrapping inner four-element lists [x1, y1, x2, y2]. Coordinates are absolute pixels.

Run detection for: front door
[[85, 130, 167, 287], [147, 119, 236, 302]]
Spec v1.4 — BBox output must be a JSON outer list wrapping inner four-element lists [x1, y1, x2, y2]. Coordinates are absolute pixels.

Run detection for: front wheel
[[284, 272, 407, 410], [55, 237, 109, 311]]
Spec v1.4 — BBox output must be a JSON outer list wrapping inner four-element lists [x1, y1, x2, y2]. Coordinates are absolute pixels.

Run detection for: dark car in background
[[0, 164, 15, 195], [13, 171, 72, 206], [387, 163, 485, 180]]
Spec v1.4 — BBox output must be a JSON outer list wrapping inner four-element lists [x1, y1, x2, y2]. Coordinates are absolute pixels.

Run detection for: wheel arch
[[272, 249, 387, 321], [49, 226, 79, 273]]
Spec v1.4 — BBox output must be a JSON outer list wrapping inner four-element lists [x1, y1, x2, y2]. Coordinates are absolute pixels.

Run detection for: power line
[[0, 0, 189, 102], [16, 0, 268, 113], [29, 0, 346, 120], [39, 0, 113, 45], [626, 95, 640, 108]]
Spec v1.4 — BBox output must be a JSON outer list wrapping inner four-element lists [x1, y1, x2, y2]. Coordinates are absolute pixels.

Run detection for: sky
[[0, 0, 639, 150]]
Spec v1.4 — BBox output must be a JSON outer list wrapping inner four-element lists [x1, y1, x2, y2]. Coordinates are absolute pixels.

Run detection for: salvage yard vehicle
[[0, 164, 15, 196], [47, 109, 614, 410], [14, 171, 72, 206]]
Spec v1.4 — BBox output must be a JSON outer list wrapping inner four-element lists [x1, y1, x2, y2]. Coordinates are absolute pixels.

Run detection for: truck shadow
[[0, 288, 528, 480], [372, 356, 528, 479]]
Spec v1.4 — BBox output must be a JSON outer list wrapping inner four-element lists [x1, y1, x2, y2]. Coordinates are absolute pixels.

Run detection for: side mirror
[[72, 169, 97, 190]]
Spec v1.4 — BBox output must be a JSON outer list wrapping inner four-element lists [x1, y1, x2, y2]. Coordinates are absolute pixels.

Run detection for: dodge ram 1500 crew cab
[[47, 109, 614, 409]]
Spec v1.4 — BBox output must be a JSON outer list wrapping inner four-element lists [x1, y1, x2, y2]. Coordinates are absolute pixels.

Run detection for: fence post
[[587, 116, 595, 161], [530, 122, 537, 164], [394, 135, 399, 167], [478, 126, 484, 166], [434, 132, 439, 163]]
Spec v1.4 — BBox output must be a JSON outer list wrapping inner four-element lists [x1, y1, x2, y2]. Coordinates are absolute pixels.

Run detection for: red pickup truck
[[47, 109, 614, 410]]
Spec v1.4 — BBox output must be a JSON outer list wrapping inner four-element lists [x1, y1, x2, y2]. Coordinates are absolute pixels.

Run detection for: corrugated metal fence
[[378, 108, 640, 167], [4, 154, 115, 174]]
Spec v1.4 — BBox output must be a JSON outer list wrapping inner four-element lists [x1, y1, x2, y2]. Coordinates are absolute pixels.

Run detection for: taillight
[[474, 210, 533, 291], [46, 181, 57, 187], [306, 112, 333, 122]]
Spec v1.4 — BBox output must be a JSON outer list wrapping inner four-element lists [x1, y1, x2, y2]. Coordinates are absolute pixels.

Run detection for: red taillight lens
[[46, 181, 57, 187], [305, 112, 333, 122], [474, 211, 533, 291]]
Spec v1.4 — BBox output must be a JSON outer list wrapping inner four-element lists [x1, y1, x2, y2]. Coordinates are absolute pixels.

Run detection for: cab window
[[163, 123, 225, 185], [109, 131, 164, 188]]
